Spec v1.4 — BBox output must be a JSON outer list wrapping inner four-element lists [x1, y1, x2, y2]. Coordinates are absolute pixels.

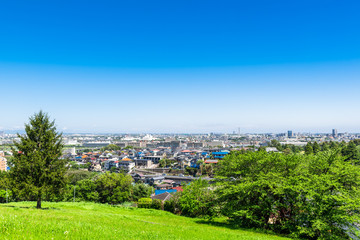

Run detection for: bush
[[0, 189, 12, 203], [164, 191, 182, 214], [132, 183, 153, 201], [151, 199, 162, 210], [179, 178, 217, 218], [138, 198, 152, 208]]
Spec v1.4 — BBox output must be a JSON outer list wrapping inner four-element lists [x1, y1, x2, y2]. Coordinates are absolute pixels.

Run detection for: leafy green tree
[[257, 146, 266, 152], [342, 141, 359, 163], [330, 141, 339, 149], [179, 178, 216, 218], [164, 191, 182, 214], [353, 139, 360, 146], [75, 178, 99, 202], [321, 142, 330, 151], [102, 144, 121, 151], [132, 182, 153, 201], [69, 161, 80, 170], [305, 142, 313, 155], [95, 172, 133, 204], [10, 111, 67, 208], [269, 140, 282, 150], [282, 147, 292, 155], [185, 167, 199, 177], [159, 158, 175, 168], [159, 158, 167, 168], [313, 141, 320, 154]]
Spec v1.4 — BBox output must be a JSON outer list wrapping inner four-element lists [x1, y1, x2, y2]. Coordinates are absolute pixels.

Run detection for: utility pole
[[73, 185, 76, 203], [6, 188, 8, 203]]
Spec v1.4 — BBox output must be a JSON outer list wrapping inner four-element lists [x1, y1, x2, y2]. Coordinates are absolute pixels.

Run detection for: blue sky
[[1, 0, 360, 133]]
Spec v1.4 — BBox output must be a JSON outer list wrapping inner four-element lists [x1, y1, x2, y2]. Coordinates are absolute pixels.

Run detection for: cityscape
[[1, 0, 360, 239], [0, 128, 356, 173]]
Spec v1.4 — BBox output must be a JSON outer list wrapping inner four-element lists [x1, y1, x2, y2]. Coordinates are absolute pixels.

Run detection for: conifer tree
[[10, 111, 67, 208]]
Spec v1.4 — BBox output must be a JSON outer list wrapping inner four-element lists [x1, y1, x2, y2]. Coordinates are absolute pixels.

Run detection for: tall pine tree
[[10, 111, 67, 208]]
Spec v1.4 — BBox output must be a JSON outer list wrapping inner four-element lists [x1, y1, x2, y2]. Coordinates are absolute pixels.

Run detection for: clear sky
[[1, 0, 360, 133]]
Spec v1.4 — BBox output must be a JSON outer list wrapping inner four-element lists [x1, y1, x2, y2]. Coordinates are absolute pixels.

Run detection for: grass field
[[0, 202, 290, 240]]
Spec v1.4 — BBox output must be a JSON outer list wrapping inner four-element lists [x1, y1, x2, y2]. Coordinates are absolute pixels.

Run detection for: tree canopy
[[215, 150, 360, 239]]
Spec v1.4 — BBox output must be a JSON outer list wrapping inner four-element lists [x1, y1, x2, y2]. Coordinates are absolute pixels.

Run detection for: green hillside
[[0, 202, 289, 240]]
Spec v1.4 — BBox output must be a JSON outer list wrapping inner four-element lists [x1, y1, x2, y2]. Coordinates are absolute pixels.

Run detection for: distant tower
[[332, 129, 338, 138], [287, 130, 293, 138], [238, 127, 240, 135]]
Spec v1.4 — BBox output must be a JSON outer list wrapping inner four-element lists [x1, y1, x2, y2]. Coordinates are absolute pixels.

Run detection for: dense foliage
[[66, 172, 152, 204], [179, 178, 216, 218], [216, 150, 360, 239]]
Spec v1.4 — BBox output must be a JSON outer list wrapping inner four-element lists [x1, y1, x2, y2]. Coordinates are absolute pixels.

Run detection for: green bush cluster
[[137, 198, 162, 210]]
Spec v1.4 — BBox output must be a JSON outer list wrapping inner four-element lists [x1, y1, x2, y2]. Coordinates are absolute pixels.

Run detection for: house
[[134, 158, 152, 168], [142, 155, 163, 164], [146, 176, 165, 185], [118, 158, 135, 173], [0, 156, 7, 171], [132, 173, 145, 182], [151, 192, 172, 202], [155, 184, 173, 190], [204, 159, 218, 164], [211, 151, 229, 159], [104, 159, 118, 170]]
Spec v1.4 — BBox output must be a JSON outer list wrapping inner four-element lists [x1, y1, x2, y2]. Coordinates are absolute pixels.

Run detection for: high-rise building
[[287, 130, 293, 138], [332, 129, 338, 138]]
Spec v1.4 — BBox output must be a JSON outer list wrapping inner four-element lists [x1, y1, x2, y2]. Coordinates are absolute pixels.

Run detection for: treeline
[[0, 171, 153, 204], [269, 139, 360, 157]]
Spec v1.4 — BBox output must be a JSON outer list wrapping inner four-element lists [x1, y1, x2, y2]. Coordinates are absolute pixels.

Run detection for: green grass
[[0, 202, 289, 240]]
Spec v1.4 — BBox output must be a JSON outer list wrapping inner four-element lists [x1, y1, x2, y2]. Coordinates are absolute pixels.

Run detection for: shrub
[[138, 198, 152, 208], [151, 199, 162, 210]]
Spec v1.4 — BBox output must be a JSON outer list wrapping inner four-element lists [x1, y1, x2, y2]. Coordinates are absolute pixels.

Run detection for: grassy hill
[[0, 202, 289, 240]]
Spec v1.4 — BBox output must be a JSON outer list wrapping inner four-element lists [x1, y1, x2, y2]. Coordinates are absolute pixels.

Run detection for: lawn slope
[[0, 202, 289, 240]]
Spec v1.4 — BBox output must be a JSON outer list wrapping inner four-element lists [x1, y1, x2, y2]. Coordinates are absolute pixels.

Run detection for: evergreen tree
[[10, 111, 67, 208]]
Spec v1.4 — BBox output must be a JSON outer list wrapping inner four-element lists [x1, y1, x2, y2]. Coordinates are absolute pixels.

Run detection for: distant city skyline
[[0, 128, 356, 135], [1, 1, 360, 133]]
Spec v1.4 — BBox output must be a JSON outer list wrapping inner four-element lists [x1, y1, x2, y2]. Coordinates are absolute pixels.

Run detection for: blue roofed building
[[211, 151, 230, 159]]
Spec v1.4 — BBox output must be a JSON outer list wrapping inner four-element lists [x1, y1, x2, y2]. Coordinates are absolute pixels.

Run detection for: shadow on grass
[[194, 219, 239, 230], [195, 219, 286, 238], [0, 205, 60, 210]]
